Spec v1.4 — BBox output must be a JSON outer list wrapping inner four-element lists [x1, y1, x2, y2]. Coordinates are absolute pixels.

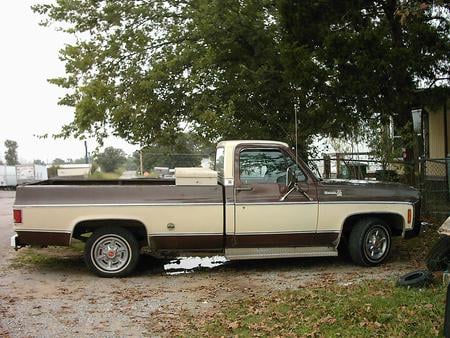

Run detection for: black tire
[[426, 236, 450, 272], [444, 283, 450, 337], [396, 270, 434, 288], [348, 217, 392, 266], [84, 227, 140, 277]]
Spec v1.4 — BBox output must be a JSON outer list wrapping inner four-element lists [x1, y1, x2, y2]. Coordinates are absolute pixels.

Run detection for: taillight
[[407, 209, 412, 224], [13, 209, 22, 223]]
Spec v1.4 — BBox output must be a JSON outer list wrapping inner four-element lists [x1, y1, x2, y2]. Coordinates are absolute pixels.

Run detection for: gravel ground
[[0, 191, 423, 337]]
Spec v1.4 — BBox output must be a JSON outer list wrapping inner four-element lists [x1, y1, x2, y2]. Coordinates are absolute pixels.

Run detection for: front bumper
[[404, 220, 421, 239]]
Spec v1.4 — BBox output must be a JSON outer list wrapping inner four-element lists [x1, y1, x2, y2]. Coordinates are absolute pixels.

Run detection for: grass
[[9, 240, 85, 269], [186, 280, 446, 337], [88, 171, 122, 179]]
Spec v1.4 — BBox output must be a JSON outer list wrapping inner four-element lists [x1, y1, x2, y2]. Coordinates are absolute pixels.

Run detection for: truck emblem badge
[[324, 190, 343, 197]]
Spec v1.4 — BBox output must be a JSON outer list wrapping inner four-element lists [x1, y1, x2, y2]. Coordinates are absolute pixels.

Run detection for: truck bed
[[29, 178, 175, 186]]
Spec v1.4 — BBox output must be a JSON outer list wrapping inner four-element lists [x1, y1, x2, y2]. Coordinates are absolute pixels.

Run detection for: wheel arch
[[72, 218, 149, 247], [341, 212, 405, 240]]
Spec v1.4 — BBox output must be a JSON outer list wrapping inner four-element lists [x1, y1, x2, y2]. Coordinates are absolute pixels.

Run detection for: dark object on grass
[[396, 270, 434, 288], [445, 283, 450, 337], [426, 237, 450, 272]]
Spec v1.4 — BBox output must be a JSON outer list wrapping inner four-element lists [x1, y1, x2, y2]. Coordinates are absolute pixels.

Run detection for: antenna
[[294, 102, 298, 163]]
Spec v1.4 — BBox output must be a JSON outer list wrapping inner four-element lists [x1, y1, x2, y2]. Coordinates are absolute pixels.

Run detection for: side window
[[240, 149, 288, 185]]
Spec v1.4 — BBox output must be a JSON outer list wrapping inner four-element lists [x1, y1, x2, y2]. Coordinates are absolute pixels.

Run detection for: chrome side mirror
[[286, 167, 296, 188]]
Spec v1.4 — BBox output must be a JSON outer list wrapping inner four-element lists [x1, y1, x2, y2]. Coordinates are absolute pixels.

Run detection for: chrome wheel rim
[[91, 235, 131, 273], [364, 226, 389, 262]]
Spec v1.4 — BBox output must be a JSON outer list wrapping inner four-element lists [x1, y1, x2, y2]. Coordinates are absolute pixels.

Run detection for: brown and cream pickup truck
[[11, 140, 421, 277]]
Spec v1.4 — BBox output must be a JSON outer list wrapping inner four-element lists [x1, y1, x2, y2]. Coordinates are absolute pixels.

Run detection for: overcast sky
[[0, 1, 137, 164]]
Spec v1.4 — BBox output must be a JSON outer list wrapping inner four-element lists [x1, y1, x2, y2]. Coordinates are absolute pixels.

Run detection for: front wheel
[[84, 227, 140, 277], [348, 217, 392, 266]]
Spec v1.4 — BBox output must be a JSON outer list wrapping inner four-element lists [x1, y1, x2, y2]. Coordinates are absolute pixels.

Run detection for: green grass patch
[[187, 280, 446, 337], [9, 241, 85, 269], [88, 171, 122, 179]]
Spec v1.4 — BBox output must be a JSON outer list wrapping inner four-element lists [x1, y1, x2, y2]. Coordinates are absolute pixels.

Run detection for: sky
[[0, 1, 137, 164]]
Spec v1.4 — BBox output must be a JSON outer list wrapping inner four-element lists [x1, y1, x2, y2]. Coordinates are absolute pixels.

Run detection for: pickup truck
[[11, 140, 421, 277]]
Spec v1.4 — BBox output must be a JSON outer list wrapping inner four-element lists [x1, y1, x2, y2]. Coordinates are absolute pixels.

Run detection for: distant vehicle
[[16, 165, 48, 185], [0, 165, 17, 189], [11, 140, 420, 277]]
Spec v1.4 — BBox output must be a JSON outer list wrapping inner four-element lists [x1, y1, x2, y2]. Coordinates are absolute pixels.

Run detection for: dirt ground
[[0, 190, 426, 337]]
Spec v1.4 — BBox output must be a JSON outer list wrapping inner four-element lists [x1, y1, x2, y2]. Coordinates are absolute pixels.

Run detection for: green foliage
[[4, 140, 18, 165], [95, 146, 126, 172], [33, 1, 449, 155], [52, 158, 65, 165], [135, 133, 206, 171]]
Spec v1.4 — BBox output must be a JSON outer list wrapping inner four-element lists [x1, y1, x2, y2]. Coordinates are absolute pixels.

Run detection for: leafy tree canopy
[[4, 140, 18, 165], [52, 158, 66, 165], [96, 146, 127, 172], [135, 133, 207, 171], [33, 0, 449, 155]]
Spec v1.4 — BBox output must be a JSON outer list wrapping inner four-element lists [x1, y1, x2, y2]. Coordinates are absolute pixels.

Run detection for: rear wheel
[[348, 217, 392, 266], [84, 227, 140, 277]]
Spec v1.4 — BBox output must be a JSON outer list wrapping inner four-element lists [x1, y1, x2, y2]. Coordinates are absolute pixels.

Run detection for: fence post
[[324, 155, 331, 179]]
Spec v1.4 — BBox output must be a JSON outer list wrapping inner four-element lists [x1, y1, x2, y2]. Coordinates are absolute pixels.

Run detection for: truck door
[[232, 146, 322, 248]]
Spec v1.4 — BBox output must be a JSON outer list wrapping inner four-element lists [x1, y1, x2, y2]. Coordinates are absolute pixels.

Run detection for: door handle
[[236, 186, 253, 192]]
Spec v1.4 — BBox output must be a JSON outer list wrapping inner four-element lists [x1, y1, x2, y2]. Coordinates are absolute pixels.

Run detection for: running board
[[225, 246, 338, 260]]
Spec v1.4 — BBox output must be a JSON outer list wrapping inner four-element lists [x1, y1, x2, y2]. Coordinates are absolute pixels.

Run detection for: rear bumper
[[10, 234, 23, 250], [11, 231, 71, 248]]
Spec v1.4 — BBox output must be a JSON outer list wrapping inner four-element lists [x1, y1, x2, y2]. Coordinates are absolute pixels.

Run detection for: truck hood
[[318, 179, 420, 203]]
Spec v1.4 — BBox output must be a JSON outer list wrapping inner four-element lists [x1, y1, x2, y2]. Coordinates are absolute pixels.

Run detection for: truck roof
[[217, 140, 289, 148]]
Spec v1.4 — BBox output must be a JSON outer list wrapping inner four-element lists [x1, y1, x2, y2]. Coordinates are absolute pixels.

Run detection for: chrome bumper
[[10, 234, 21, 250]]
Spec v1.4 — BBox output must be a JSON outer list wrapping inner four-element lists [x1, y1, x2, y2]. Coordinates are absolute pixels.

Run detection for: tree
[[4, 140, 18, 165], [34, 159, 46, 165], [52, 158, 65, 165], [278, 0, 449, 158], [96, 147, 126, 172], [134, 133, 206, 171], [33, 1, 449, 157]]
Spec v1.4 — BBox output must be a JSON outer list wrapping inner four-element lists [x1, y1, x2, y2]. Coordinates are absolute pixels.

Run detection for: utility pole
[[294, 102, 298, 163], [84, 141, 89, 164], [139, 149, 144, 175]]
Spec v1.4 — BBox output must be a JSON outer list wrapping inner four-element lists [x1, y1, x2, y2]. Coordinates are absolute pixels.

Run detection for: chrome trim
[[14, 202, 224, 208], [235, 202, 317, 206], [150, 232, 223, 237], [231, 230, 336, 235], [14, 229, 72, 234], [10, 234, 18, 248], [225, 246, 338, 260], [319, 201, 414, 205]]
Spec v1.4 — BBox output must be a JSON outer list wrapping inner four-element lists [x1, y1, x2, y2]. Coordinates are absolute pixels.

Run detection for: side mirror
[[286, 167, 296, 189]]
